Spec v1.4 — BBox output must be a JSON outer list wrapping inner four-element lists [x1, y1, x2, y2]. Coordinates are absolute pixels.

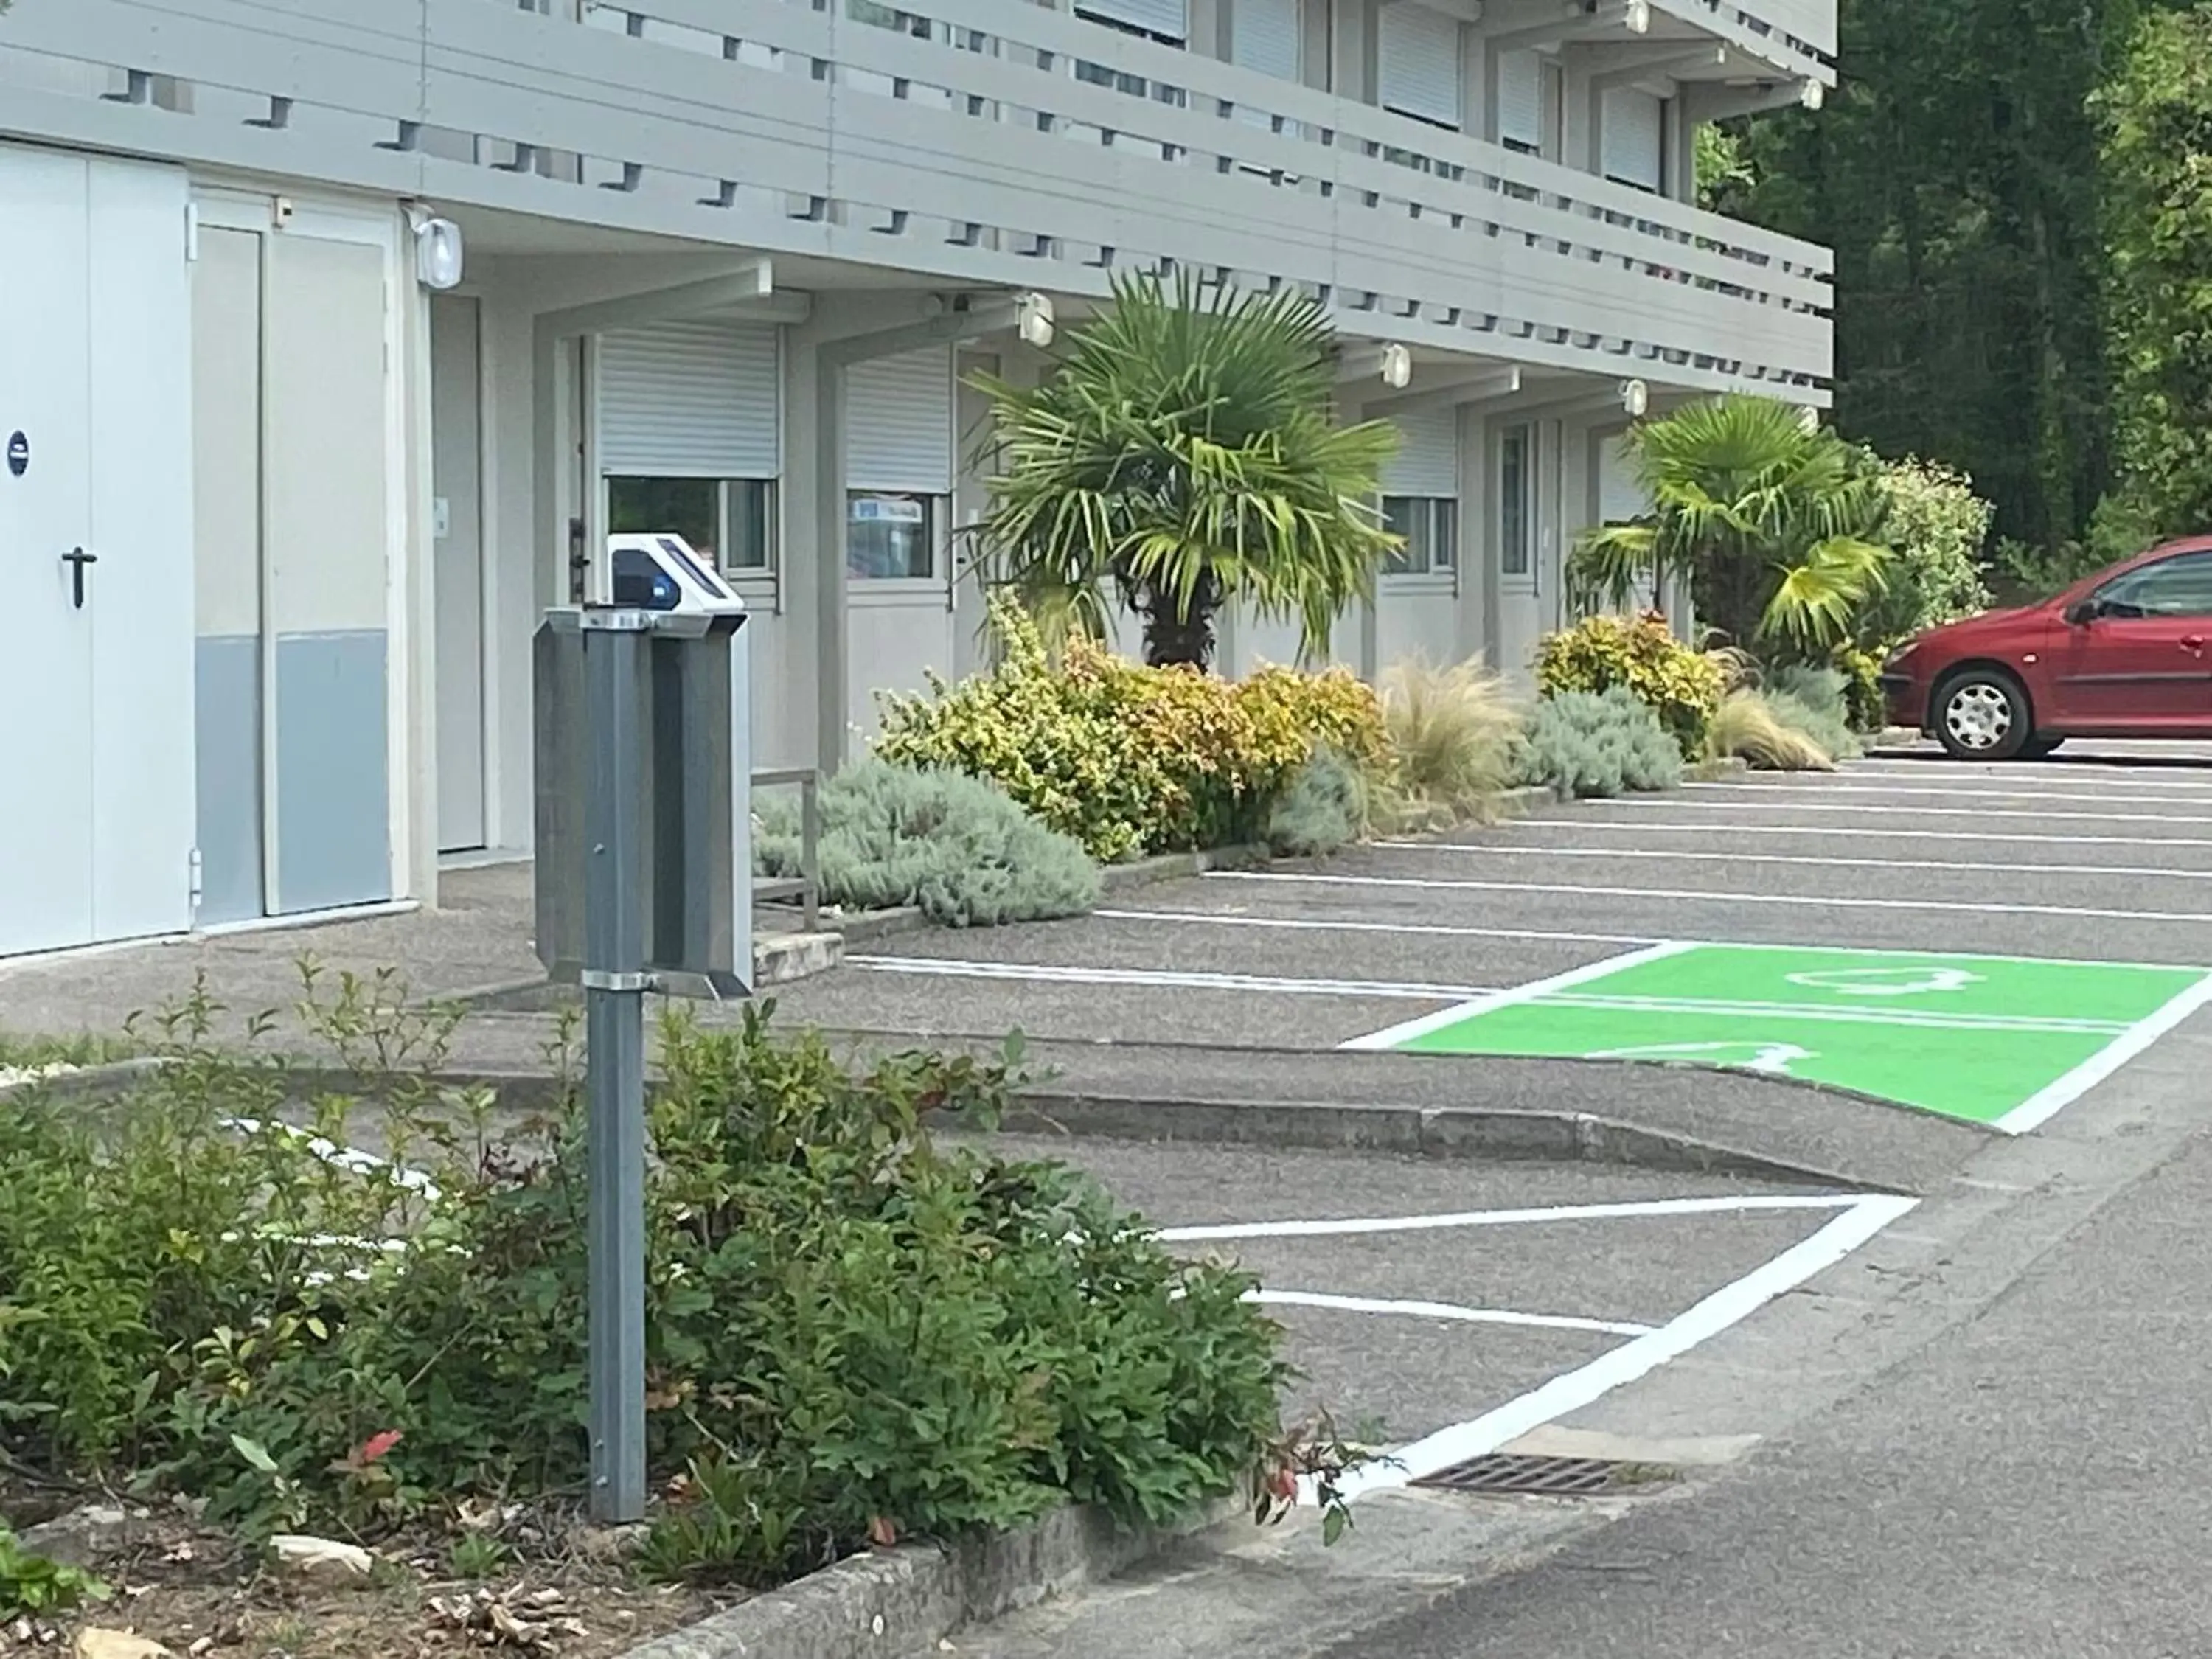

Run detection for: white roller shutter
[[1378, 4, 1461, 128], [1382, 407, 1458, 497], [1077, 0, 1186, 41], [599, 321, 779, 477], [1600, 87, 1664, 192], [1232, 0, 1299, 86], [847, 347, 954, 493], [1496, 49, 1543, 151], [1596, 430, 1646, 524]]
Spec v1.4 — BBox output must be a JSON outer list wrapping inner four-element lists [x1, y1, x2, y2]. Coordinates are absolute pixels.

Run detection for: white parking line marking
[[1214, 869, 2212, 925], [1509, 818, 2212, 849], [1691, 780, 2212, 807], [1095, 908, 2208, 973], [1992, 974, 2212, 1135], [1093, 908, 1658, 948], [1377, 842, 2212, 883], [1155, 1192, 1863, 1244], [844, 955, 1495, 1001], [1335, 942, 1694, 1051], [1582, 797, 2212, 827], [1244, 1289, 1655, 1340], [1331, 1194, 1920, 1501]]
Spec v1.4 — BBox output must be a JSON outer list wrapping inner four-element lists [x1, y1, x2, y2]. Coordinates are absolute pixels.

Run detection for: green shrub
[[1266, 747, 1368, 857], [0, 977, 1290, 1587], [1857, 456, 1994, 645], [1706, 689, 1836, 771], [1534, 613, 1723, 759], [1510, 687, 1684, 800], [1765, 664, 1864, 761], [756, 759, 1099, 927], [1375, 655, 1523, 829], [876, 597, 1385, 861]]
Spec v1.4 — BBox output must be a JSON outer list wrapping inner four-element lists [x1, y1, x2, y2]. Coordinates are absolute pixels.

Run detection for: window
[[2095, 552, 2212, 618], [847, 490, 942, 580], [606, 476, 776, 574], [1498, 424, 1533, 579], [1382, 495, 1457, 577]]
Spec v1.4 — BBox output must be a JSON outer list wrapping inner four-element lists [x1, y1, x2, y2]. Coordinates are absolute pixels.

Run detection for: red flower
[[356, 1429, 404, 1466]]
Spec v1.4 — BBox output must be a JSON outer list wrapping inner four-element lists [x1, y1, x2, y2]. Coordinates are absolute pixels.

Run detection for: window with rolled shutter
[[1382, 406, 1458, 497], [847, 347, 953, 494], [1076, 0, 1186, 41], [1232, 0, 1300, 133], [1600, 86, 1664, 192], [1495, 49, 1542, 153], [1596, 430, 1646, 525], [598, 322, 779, 478], [1377, 4, 1461, 129]]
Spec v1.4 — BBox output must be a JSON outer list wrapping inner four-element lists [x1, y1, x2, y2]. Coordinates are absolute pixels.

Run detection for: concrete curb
[[993, 1090, 1879, 1191], [618, 1495, 1243, 1659]]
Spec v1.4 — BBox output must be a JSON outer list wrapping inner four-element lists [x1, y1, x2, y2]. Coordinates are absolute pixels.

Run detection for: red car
[[1882, 537, 2212, 758]]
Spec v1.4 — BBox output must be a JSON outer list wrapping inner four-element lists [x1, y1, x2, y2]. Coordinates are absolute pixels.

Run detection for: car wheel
[[1934, 669, 2031, 760], [2020, 735, 2066, 759]]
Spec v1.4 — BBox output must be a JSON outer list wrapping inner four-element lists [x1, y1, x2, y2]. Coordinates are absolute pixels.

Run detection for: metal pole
[[582, 613, 649, 1525]]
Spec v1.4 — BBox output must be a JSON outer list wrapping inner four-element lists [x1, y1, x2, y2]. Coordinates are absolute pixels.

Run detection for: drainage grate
[[1411, 1454, 1673, 1497]]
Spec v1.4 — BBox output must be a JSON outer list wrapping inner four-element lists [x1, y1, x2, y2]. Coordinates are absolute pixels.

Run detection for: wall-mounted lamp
[[1625, 0, 1651, 34], [1799, 77, 1825, 111], [1016, 291, 1056, 348], [1380, 343, 1413, 390], [414, 216, 465, 291], [1798, 404, 1821, 433], [1620, 378, 1650, 418]]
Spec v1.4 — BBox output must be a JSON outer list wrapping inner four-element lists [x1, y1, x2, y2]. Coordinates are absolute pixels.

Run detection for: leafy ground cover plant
[[754, 758, 1101, 925], [876, 596, 1385, 860], [0, 969, 1302, 1631], [1533, 613, 1723, 759], [1509, 687, 1685, 799]]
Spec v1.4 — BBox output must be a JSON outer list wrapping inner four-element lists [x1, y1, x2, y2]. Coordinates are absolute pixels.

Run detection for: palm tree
[[1569, 395, 1893, 653], [964, 271, 1402, 670]]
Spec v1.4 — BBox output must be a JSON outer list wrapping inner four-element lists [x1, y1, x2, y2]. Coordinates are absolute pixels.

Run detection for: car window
[[2096, 552, 2212, 618]]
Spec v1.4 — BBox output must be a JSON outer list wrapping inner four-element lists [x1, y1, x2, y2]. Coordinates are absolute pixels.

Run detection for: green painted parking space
[[1349, 942, 2212, 1133]]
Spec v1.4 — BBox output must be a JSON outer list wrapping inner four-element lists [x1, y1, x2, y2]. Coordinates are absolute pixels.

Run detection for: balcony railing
[[0, 0, 1832, 391], [1650, 0, 1834, 83]]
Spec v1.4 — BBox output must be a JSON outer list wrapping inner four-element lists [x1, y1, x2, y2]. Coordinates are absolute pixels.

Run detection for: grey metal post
[[582, 610, 650, 1525]]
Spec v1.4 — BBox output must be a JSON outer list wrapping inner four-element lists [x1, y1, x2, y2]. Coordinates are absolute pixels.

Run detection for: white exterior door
[[0, 145, 193, 956]]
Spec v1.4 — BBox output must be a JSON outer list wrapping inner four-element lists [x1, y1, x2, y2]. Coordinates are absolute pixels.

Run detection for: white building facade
[[0, 0, 1833, 956]]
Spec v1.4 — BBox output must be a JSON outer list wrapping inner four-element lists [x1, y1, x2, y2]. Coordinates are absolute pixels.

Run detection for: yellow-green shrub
[[1534, 612, 1724, 759], [874, 598, 1385, 860]]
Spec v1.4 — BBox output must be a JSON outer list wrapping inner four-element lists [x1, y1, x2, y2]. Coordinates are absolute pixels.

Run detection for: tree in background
[[1568, 397, 1892, 655], [2094, 4, 2212, 555], [964, 272, 1400, 671], [1708, 0, 2165, 556]]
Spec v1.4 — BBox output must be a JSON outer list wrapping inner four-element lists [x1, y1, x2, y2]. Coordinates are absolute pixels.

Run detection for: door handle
[[2182, 633, 2205, 653], [60, 546, 97, 611]]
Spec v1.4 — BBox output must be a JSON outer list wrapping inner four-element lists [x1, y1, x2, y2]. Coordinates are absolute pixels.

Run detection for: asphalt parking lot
[[785, 740, 2212, 1484]]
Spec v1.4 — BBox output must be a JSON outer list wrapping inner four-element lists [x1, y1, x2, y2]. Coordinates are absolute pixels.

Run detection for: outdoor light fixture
[[1625, 0, 1650, 34], [1798, 404, 1821, 432], [1799, 77, 1824, 111], [1620, 377, 1650, 418], [1015, 291, 1056, 348], [1380, 343, 1413, 390], [414, 215, 465, 291]]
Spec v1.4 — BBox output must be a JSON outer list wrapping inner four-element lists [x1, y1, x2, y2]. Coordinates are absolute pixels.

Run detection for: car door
[[2046, 552, 2212, 732]]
